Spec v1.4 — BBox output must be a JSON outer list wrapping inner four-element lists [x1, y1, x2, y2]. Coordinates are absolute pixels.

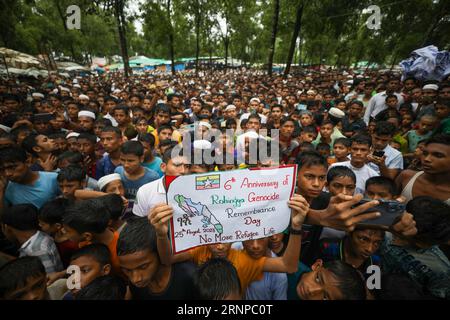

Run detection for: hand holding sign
[[287, 194, 309, 230], [148, 203, 174, 238]]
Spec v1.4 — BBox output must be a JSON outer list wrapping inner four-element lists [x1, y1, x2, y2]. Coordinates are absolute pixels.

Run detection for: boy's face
[[155, 112, 170, 126], [270, 108, 282, 119], [67, 137, 80, 152], [69, 255, 111, 295], [350, 142, 370, 167], [246, 118, 261, 131], [365, 184, 394, 200], [78, 138, 95, 156], [2, 161, 29, 183], [418, 117, 435, 133], [422, 142, 450, 174], [161, 156, 190, 176], [435, 104, 450, 119], [372, 134, 391, 151], [59, 179, 83, 200], [100, 131, 122, 153], [386, 97, 398, 108], [158, 128, 173, 141], [268, 233, 284, 251], [94, 123, 105, 137], [207, 243, 232, 259], [348, 104, 362, 117], [280, 121, 295, 138], [114, 110, 129, 126], [62, 225, 86, 244], [119, 250, 160, 288], [300, 114, 313, 127], [349, 229, 384, 261], [320, 124, 333, 138], [105, 180, 125, 197], [333, 143, 349, 160], [3, 274, 47, 300], [297, 165, 327, 200], [327, 176, 356, 196], [120, 153, 143, 174], [297, 260, 344, 300], [38, 220, 60, 236], [243, 238, 269, 259], [79, 117, 94, 132], [300, 132, 316, 143]]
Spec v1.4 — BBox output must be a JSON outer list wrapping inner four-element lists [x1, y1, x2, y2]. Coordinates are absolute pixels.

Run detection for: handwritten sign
[[167, 165, 297, 253]]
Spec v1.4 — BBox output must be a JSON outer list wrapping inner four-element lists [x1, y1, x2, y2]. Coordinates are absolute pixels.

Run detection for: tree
[[267, 0, 280, 75], [284, 1, 303, 76]]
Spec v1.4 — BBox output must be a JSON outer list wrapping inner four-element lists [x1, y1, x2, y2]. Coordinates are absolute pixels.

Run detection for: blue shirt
[[142, 157, 164, 178], [96, 154, 117, 180], [114, 166, 159, 201], [287, 262, 311, 300], [245, 269, 288, 300], [4, 172, 60, 209]]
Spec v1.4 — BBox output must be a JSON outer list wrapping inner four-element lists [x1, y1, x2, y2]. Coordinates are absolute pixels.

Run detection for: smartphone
[[373, 150, 385, 157], [352, 199, 405, 226]]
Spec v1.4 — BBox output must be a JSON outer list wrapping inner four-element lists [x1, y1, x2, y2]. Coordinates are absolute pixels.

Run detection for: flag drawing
[[195, 174, 220, 190]]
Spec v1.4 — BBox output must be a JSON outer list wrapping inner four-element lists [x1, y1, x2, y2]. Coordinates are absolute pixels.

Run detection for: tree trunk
[[195, 5, 201, 75], [115, 0, 130, 78], [167, 0, 176, 75], [54, 0, 78, 62], [284, 2, 304, 77], [298, 37, 303, 68], [224, 37, 229, 74], [267, 0, 280, 76]]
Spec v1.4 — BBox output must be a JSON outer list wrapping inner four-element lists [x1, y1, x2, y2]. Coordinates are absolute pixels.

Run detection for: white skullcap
[[73, 84, 81, 89], [98, 173, 121, 191], [198, 121, 212, 130], [78, 110, 96, 120], [60, 87, 71, 92], [73, 79, 78, 84], [113, 89, 122, 94], [250, 97, 261, 104], [346, 75, 353, 79], [224, 104, 236, 112], [306, 90, 316, 95], [328, 107, 346, 119], [32, 93, 45, 99], [66, 132, 80, 139], [193, 139, 212, 150], [356, 75, 364, 79], [0, 124, 11, 133], [346, 80, 354, 85], [422, 84, 439, 91], [242, 131, 259, 139], [79, 94, 89, 100], [52, 88, 59, 94]]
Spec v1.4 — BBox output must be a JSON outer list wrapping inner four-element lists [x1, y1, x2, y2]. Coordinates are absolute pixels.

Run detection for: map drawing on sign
[[174, 194, 224, 234]]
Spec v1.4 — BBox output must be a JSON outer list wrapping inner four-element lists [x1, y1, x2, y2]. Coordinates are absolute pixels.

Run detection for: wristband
[[289, 227, 303, 235]]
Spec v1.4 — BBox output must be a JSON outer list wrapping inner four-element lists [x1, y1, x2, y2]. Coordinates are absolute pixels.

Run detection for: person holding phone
[[367, 121, 404, 180]]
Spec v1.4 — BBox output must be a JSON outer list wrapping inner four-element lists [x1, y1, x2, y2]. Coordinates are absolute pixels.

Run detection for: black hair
[[365, 176, 397, 197], [48, 132, 66, 140], [117, 217, 157, 256], [120, 140, 144, 157], [0, 256, 46, 299], [301, 125, 317, 135], [296, 150, 328, 170], [1, 204, 39, 231], [97, 194, 124, 220], [57, 165, 86, 183], [155, 104, 171, 115], [334, 137, 351, 148], [406, 196, 450, 245], [193, 258, 242, 300], [374, 121, 396, 137], [63, 199, 110, 234], [323, 260, 366, 300], [349, 100, 364, 108], [95, 118, 113, 126], [39, 198, 70, 225], [351, 134, 372, 148], [320, 119, 335, 127], [21, 133, 39, 156], [57, 151, 83, 166], [138, 133, 155, 148], [113, 105, 130, 115], [327, 166, 356, 184], [101, 126, 122, 137], [424, 133, 450, 147], [316, 142, 331, 152], [75, 275, 126, 300], [298, 141, 315, 151], [70, 243, 111, 267], [247, 114, 261, 123], [77, 133, 97, 144], [162, 144, 185, 164], [385, 94, 398, 101], [157, 124, 173, 134]]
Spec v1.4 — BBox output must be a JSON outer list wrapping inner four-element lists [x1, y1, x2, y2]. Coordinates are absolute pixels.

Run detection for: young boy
[[138, 133, 163, 177], [312, 120, 335, 151], [193, 258, 242, 300], [299, 125, 317, 144], [113, 105, 138, 140], [0, 256, 49, 300], [1, 204, 64, 274], [288, 259, 367, 300], [332, 137, 351, 163], [342, 100, 367, 138], [75, 275, 126, 300], [57, 165, 86, 200], [434, 98, 450, 135], [96, 126, 123, 179], [62, 199, 120, 275], [365, 176, 397, 200], [117, 217, 197, 300], [114, 141, 159, 204], [316, 142, 331, 160], [330, 135, 379, 194], [157, 124, 174, 145], [406, 114, 437, 153], [63, 243, 112, 299], [39, 198, 78, 268], [77, 133, 97, 178], [375, 95, 400, 122]]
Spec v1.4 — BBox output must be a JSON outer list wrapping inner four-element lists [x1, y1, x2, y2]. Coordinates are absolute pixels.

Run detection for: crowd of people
[[0, 67, 449, 300]]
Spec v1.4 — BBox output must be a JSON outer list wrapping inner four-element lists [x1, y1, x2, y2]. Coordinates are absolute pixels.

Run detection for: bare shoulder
[[396, 169, 418, 188]]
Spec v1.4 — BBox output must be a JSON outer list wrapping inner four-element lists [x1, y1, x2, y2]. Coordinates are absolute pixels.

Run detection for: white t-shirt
[[329, 161, 379, 194], [132, 177, 167, 217]]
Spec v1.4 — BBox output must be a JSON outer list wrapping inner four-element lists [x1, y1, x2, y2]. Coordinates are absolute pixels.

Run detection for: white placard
[[167, 165, 297, 253]]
